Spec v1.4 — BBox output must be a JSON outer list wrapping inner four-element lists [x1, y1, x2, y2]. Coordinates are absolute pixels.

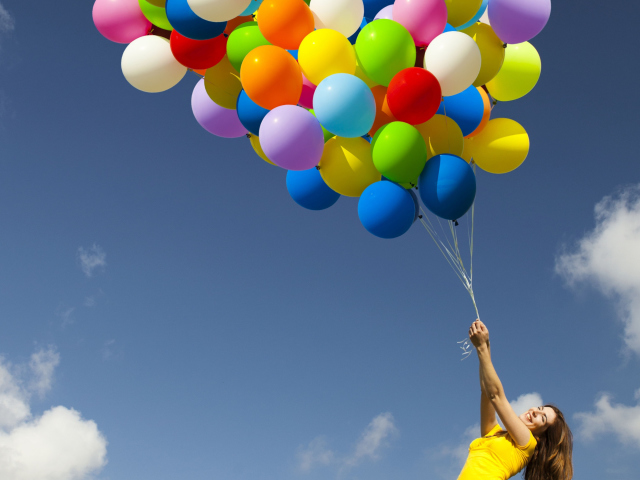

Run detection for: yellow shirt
[[457, 424, 537, 480]]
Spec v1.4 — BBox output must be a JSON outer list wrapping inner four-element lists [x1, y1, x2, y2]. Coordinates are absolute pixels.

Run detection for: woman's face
[[519, 406, 557, 436]]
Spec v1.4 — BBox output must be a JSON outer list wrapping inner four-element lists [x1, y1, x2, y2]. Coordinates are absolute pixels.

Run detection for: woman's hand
[[469, 319, 489, 349]]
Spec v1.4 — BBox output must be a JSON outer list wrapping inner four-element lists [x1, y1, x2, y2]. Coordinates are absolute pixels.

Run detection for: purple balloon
[[191, 80, 247, 138], [259, 106, 325, 171], [374, 5, 394, 20], [488, 0, 551, 44]]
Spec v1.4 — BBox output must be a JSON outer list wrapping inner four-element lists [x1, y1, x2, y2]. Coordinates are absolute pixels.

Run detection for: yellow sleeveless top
[[457, 423, 537, 480]]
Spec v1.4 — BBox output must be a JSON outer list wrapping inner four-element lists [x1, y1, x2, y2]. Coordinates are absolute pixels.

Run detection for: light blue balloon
[[241, 0, 264, 16], [313, 74, 376, 138], [456, 0, 488, 31]]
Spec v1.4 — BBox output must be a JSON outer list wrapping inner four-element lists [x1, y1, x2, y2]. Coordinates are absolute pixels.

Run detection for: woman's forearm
[[477, 343, 505, 399]]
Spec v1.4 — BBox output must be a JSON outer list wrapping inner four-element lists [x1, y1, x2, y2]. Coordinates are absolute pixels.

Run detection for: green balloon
[[372, 122, 426, 184], [355, 19, 416, 87], [310, 110, 335, 143], [145, 0, 166, 6], [227, 22, 271, 73], [138, 0, 172, 31]]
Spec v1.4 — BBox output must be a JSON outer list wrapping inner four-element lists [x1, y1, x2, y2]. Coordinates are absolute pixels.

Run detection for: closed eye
[[539, 406, 547, 424]]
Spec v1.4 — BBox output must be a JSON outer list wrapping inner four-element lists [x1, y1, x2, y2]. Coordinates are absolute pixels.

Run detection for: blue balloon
[[286, 168, 340, 211], [313, 74, 376, 138], [419, 154, 476, 221], [456, 0, 488, 31], [437, 85, 484, 137], [166, 0, 226, 40], [237, 90, 270, 136], [363, 0, 392, 21], [287, 50, 299, 60], [358, 181, 416, 239], [444, 23, 457, 33], [241, 0, 264, 16], [348, 18, 368, 44]]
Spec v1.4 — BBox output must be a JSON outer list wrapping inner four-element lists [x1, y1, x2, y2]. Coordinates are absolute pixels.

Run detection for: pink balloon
[[393, 0, 447, 46], [298, 74, 316, 110], [93, 0, 152, 44], [191, 80, 247, 138]]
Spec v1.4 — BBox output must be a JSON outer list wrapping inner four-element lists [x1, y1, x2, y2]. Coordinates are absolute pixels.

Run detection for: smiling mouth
[[527, 413, 532, 422]]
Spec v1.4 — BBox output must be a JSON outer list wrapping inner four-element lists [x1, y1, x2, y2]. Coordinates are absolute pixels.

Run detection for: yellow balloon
[[298, 29, 356, 86], [462, 23, 505, 87], [248, 135, 276, 166], [470, 118, 529, 174], [486, 42, 541, 102], [460, 137, 475, 163], [415, 115, 464, 159], [445, 0, 483, 28], [204, 55, 242, 110], [319, 137, 380, 197]]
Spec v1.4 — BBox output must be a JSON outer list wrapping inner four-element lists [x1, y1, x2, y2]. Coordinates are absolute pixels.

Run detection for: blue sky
[[0, 1, 639, 479]]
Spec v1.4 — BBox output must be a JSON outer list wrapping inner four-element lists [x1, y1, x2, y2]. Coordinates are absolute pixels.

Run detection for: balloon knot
[[315, 165, 321, 170], [418, 215, 423, 219], [503, 43, 507, 48], [246, 134, 252, 138], [454, 220, 459, 226]]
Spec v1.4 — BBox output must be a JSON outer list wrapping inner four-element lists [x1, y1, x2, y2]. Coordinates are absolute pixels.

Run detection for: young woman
[[457, 320, 573, 480]]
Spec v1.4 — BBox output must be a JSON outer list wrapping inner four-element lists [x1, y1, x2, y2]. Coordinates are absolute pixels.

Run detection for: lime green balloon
[[355, 19, 416, 87], [145, 0, 166, 7], [310, 109, 335, 143], [138, 0, 172, 31], [227, 22, 271, 73], [486, 42, 541, 102], [371, 122, 427, 184]]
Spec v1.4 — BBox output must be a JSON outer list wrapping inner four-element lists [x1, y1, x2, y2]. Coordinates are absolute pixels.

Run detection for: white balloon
[[121, 36, 187, 93], [188, 0, 252, 23], [424, 31, 481, 96], [310, 0, 364, 38]]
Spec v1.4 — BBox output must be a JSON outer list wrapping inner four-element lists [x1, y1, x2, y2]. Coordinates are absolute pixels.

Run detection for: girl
[[458, 320, 573, 480]]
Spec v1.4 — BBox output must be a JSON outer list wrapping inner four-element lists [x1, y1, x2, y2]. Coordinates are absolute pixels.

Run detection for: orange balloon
[[225, 15, 254, 35], [240, 45, 303, 110], [369, 86, 397, 137], [257, 0, 315, 50], [465, 87, 492, 138], [192, 69, 207, 76]]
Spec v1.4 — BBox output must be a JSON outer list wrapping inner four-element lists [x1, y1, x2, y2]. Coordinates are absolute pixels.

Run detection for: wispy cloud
[[0, 4, 14, 34], [56, 304, 75, 327], [77, 244, 107, 278], [296, 412, 398, 475], [0, 348, 107, 479], [574, 389, 640, 450], [556, 185, 640, 355]]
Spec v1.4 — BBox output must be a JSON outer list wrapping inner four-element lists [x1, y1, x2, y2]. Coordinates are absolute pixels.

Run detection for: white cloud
[[77, 245, 107, 278], [297, 437, 334, 473], [556, 185, 640, 355], [0, 4, 14, 34], [296, 412, 398, 474], [56, 305, 75, 327], [0, 349, 108, 479], [344, 412, 398, 467], [574, 392, 640, 450]]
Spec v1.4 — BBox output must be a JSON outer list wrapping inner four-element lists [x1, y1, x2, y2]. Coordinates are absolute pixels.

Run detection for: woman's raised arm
[[470, 320, 531, 446]]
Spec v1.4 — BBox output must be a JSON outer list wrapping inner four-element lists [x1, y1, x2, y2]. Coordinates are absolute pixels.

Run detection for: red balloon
[[170, 30, 227, 71], [386, 68, 441, 125]]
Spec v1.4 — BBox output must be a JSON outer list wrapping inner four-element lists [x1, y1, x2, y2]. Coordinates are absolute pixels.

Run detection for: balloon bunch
[[94, 0, 549, 239]]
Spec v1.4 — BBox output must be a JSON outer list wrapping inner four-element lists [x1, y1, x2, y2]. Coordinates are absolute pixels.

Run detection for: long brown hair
[[523, 405, 573, 480]]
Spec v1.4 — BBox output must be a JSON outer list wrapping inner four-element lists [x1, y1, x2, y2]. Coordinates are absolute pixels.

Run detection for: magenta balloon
[[299, 74, 316, 110], [259, 106, 325, 171], [393, 0, 447, 46], [92, 0, 151, 44], [191, 80, 247, 138], [374, 5, 394, 20], [488, 0, 551, 44]]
